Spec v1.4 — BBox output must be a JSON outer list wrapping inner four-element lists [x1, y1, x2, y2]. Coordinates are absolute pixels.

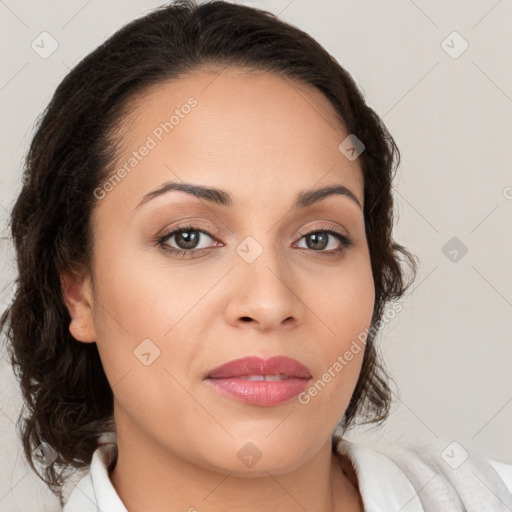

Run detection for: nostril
[[241, 317, 252, 322]]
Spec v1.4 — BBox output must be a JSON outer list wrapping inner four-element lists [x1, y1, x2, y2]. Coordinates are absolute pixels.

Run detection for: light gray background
[[1, 0, 511, 509]]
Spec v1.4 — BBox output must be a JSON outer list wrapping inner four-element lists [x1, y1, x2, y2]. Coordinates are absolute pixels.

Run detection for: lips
[[204, 355, 312, 406], [206, 355, 312, 380]]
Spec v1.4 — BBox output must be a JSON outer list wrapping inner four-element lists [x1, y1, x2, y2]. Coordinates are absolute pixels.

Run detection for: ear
[[60, 269, 97, 343]]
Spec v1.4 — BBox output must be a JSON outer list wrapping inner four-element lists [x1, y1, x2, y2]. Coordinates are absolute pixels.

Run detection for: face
[[63, 68, 375, 475]]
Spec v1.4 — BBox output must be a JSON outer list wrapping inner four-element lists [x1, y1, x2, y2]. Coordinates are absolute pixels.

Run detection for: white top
[[63, 432, 512, 511]]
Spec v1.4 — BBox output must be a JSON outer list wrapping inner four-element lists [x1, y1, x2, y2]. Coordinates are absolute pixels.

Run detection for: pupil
[[173, 231, 330, 251], [177, 230, 199, 249], [308, 232, 327, 250]]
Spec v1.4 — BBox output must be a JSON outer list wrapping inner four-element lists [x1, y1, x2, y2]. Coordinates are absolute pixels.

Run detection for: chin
[[192, 435, 317, 477]]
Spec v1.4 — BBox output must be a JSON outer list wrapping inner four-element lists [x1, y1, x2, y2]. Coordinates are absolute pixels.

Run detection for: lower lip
[[205, 377, 310, 406]]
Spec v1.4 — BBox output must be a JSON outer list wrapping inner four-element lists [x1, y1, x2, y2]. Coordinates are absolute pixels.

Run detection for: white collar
[[63, 433, 512, 511], [64, 433, 126, 511]]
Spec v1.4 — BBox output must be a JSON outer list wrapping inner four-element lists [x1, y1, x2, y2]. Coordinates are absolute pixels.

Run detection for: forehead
[[101, 67, 364, 211]]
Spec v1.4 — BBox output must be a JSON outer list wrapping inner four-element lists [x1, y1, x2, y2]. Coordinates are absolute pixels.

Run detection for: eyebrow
[[134, 181, 363, 211]]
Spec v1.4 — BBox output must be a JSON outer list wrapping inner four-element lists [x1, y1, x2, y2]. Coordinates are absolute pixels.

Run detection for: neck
[[109, 418, 362, 511]]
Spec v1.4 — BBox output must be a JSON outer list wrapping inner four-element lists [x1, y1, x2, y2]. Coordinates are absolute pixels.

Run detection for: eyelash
[[154, 223, 354, 259]]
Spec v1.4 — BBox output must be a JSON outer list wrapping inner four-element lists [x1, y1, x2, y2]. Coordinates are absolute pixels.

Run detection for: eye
[[294, 226, 353, 255], [155, 223, 353, 259], [156, 223, 220, 258]]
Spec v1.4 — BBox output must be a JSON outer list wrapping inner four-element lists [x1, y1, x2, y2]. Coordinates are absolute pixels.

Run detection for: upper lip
[[206, 355, 312, 379]]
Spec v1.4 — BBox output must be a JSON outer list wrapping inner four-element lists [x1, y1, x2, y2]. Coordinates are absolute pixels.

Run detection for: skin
[[61, 67, 374, 512]]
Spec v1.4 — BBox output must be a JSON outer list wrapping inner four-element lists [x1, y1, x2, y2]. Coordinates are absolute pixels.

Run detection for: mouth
[[205, 355, 312, 380], [204, 355, 312, 406]]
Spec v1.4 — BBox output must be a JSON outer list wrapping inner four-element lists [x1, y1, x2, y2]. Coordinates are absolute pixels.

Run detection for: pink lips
[[204, 355, 312, 406]]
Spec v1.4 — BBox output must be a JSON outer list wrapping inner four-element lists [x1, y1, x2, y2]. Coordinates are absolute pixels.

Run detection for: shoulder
[[62, 471, 96, 512], [486, 456, 512, 495], [334, 435, 512, 512], [63, 433, 126, 512]]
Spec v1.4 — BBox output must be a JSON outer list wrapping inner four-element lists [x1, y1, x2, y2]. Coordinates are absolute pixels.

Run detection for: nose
[[224, 247, 306, 332]]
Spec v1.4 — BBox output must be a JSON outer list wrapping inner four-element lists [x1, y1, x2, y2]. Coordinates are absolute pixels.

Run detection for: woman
[[1, 1, 510, 510]]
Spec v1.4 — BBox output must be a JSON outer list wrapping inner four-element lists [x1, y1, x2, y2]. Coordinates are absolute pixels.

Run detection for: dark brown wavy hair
[[0, 0, 418, 504]]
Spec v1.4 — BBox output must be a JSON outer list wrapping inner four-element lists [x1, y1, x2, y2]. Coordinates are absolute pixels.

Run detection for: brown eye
[[156, 223, 219, 257], [166, 229, 206, 250], [304, 232, 330, 250], [295, 227, 353, 254]]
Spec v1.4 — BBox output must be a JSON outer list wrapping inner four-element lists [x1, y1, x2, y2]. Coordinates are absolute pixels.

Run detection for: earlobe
[[60, 270, 97, 343]]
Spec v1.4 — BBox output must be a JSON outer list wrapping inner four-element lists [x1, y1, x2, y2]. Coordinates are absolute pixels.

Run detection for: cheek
[[308, 256, 374, 402], [319, 255, 375, 348], [92, 239, 201, 339], [89, 235, 216, 394], [86, 227, 376, 468]]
